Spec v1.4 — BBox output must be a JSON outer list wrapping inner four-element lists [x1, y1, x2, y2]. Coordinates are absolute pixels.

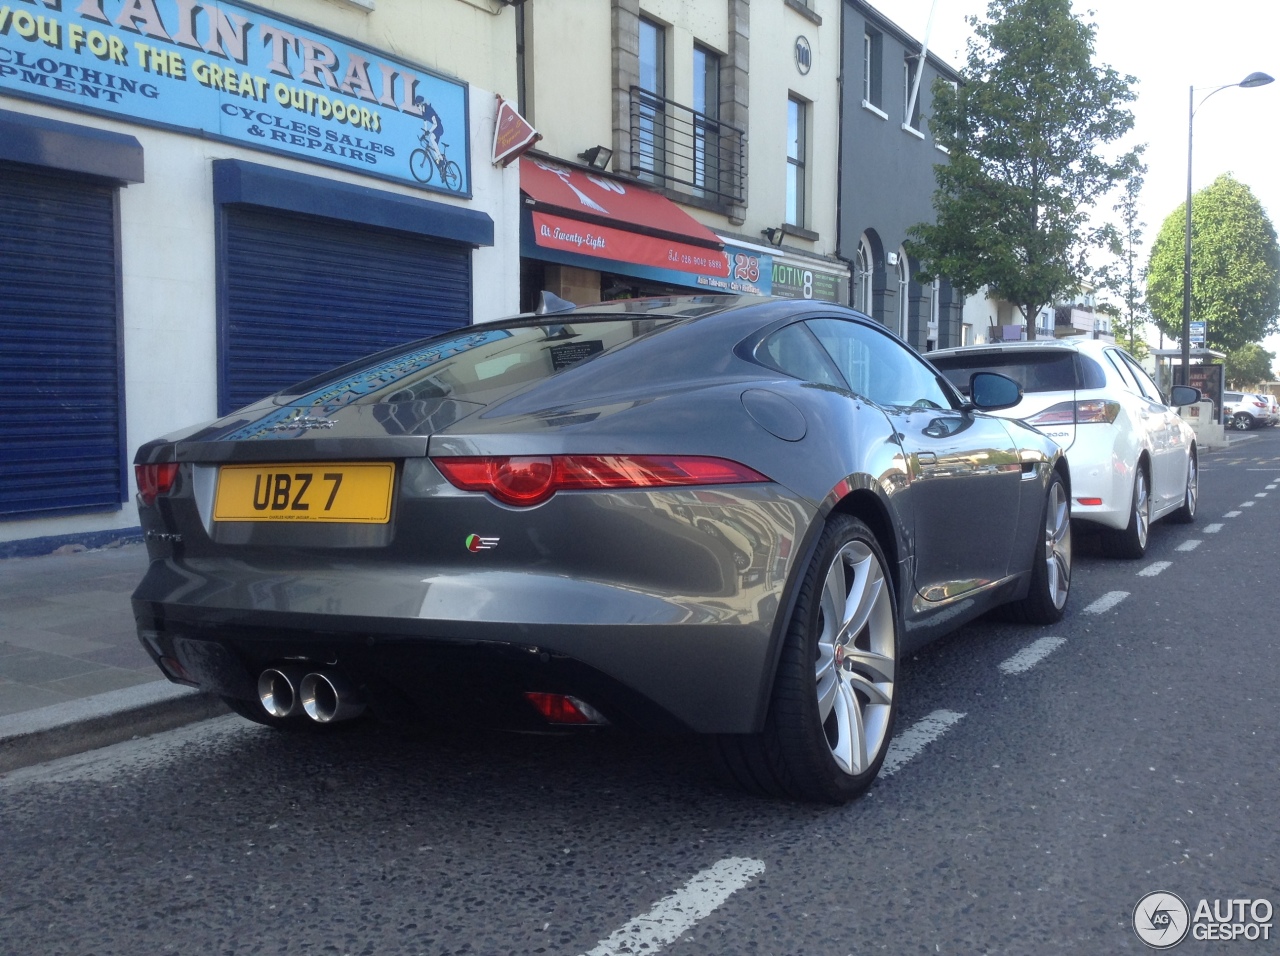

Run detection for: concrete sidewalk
[[0, 542, 224, 772]]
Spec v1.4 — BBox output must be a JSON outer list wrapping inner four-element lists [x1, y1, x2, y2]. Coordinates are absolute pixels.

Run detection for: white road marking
[[1224, 511, 1241, 517], [1268, 484, 1278, 490], [1256, 492, 1269, 498], [1242, 501, 1256, 508], [1203, 523, 1224, 534], [581, 858, 766, 956], [1176, 540, 1201, 552], [881, 709, 966, 776], [998, 637, 1066, 675], [1084, 591, 1129, 614], [1139, 561, 1172, 577]]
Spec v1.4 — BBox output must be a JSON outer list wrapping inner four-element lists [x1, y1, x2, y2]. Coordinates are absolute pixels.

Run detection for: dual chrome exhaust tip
[[257, 666, 365, 723]]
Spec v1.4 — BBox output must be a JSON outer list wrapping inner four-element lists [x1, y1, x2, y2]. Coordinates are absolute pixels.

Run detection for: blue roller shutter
[[220, 207, 472, 414], [0, 163, 124, 519]]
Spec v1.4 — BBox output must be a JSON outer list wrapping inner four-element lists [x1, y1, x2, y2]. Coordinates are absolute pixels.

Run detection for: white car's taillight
[[1025, 400, 1120, 426]]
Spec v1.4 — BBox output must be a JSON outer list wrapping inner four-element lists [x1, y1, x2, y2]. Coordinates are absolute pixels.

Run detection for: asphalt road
[[3, 432, 1279, 956]]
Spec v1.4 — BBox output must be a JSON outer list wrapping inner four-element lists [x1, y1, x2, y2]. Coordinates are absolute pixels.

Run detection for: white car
[[929, 338, 1200, 558]]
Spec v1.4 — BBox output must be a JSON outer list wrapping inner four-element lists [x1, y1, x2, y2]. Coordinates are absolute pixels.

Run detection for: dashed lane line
[[1083, 591, 1129, 614], [1139, 561, 1172, 577], [1269, 484, 1278, 490], [581, 858, 767, 956], [1176, 539, 1202, 552], [1256, 492, 1269, 498], [998, 637, 1066, 675], [1203, 523, 1223, 534], [881, 710, 966, 776], [1242, 501, 1256, 508]]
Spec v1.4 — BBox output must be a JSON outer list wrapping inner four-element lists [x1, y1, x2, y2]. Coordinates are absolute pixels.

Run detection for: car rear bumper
[[1056, 428, 1135, 532], [131, 532, 805, 735]]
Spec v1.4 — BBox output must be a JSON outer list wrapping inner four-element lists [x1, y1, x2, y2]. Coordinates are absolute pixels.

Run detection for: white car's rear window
[[930, 351, 1104, 395]]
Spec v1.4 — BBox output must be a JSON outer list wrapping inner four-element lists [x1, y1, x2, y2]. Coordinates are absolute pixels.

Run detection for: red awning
[[520, 158, 722, 249]]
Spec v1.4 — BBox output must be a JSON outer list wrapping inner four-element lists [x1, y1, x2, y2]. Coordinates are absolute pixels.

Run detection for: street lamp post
[[1180, 71, 1274, 389]]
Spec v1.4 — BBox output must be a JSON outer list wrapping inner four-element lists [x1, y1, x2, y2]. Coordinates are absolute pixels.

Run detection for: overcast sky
[[887, 0, 1280, 353]]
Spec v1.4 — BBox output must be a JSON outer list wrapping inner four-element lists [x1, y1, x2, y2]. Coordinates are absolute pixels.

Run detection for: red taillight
[[524, 692, 607, 725], [1076, 497, 1103, 506], [433, 455, 770, 506], [135, 462, 179, 506], [1025, 400, 1120, 426]]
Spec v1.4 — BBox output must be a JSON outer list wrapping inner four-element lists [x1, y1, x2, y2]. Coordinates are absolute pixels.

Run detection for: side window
[[1076, 354, 1108, 389], [756, 322, 845, 388], [807, 317, 952, 409], [1120, 353, 1163, 403], [1103, 349, 1139, 393]]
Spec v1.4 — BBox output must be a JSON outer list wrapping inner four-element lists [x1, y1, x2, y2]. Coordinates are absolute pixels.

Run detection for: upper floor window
[[863, 30, 883, 108], [636, 18, 667, 179], [693, 44, 721, 194], [638, 17, 665, 97], [786, 96, 807, 228], [903, 56, 922, 130]]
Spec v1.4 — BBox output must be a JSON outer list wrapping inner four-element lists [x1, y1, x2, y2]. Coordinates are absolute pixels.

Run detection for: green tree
[[1095, 164, 1149, 354], [1146, 174, 1280, 353], [1223, 343, 1276, 389], [908, 0, 1140, 339]]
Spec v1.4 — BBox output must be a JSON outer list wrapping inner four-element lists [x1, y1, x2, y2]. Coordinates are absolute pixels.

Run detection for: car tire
[[1169, 451, 1198, 524], [713, 515, 898, 804], [1003, 470, 1071, 624], [1233, 413, 1253, 431], [1103, 466, 1150, 559]]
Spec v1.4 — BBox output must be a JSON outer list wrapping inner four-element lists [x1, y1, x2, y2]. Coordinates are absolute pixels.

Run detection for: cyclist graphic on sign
[[409, 95, 463, 191]]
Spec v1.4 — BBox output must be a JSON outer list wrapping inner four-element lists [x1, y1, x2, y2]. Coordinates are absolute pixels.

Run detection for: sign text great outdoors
[[0, 0, 470, 195]]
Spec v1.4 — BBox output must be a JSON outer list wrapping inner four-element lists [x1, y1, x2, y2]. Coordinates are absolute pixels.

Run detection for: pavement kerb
[[0, 680, 228, 774]]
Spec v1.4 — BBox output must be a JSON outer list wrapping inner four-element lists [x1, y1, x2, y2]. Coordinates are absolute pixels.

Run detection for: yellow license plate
[[213, 463, 394, 523]]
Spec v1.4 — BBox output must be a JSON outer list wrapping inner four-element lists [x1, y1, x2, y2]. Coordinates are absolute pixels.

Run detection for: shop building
[[0, 0, 521, 554], [512, 0, 849, 309]]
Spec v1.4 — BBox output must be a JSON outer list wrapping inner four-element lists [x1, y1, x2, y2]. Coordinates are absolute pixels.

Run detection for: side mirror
[[1168, 385, 1201, 407], [969, 372, 1023, 411]]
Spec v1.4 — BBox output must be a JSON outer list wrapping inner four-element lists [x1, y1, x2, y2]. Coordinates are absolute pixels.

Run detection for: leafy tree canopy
[[1146, 174, 1280, 354], [908, 0, 1139, 338], [1223, 343, 1276, 390]]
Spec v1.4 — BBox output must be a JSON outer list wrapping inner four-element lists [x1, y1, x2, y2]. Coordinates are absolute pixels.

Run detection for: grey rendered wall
[[837, 0, 961, 350]]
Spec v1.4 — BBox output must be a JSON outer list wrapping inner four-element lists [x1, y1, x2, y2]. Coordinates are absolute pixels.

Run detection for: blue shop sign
[[0, 0, 470, 196]]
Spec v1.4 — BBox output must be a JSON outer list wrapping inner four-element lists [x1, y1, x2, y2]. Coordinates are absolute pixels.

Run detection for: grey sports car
[[132, 295, 1071, 803]]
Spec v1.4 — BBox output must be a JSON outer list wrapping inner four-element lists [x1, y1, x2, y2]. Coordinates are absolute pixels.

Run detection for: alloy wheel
[[813, 541, 896, 776], [1044, 478, 1072, 610], [1134, 469, 1150, 550]]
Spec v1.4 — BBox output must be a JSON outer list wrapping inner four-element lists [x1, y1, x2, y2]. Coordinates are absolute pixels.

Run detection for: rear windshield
[[930, 350, 1104, 395], [273, 318, 677, 407]]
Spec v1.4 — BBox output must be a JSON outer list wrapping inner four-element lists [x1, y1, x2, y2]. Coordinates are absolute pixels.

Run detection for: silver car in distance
[[132, 296, 1072, 803]]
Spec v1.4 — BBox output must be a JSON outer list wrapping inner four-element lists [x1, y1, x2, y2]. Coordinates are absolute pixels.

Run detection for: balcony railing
[[629, 87, 746, 207]]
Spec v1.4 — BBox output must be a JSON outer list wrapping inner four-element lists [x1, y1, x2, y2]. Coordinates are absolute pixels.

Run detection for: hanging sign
[[492, 95, 539, 166]]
